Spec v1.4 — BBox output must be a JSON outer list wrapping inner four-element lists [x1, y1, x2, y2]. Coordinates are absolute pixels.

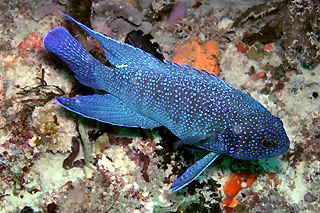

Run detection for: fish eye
[[260, 139, 274, 147]]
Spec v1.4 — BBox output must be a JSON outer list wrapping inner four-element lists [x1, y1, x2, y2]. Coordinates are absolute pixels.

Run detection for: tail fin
[[44, 27, 105, 89]]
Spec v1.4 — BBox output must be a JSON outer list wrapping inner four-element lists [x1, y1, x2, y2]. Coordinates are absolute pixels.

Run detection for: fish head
[[221, 112, 290, 160]]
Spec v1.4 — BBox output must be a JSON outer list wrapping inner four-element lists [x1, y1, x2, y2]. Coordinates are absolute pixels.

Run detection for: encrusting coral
[[172, 37, 220, 76], [233, 0, 320, 69], [18, 32, 43, 58], [0, 62, 5, 127]]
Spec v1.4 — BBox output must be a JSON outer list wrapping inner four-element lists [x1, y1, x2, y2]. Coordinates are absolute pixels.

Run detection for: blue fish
[[44, 13, 290, 192]]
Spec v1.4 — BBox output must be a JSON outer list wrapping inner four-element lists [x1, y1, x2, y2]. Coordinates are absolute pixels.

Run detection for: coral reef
[[246, 42, 266, 61], [0, 0, 319, 212], [233, 0, 320, 69], [32, 3, 63, 21], [18, 32, 43, 58], [66, 0, 92, 28], [167, 5, 234, 46], [144, 0, 174, 23], [0, 61, 6, 127], [62, 137, 85, 170], [172, 37, 220, 76], [235, 41, 249, 53], [93, 0, 152, 36]]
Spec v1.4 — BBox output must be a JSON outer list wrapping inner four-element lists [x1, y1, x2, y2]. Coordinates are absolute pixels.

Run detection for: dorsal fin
[[61, 13, 229, 88]]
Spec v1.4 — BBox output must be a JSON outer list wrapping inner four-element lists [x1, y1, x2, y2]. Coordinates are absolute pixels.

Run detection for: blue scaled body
[[44, 13, 290, 192]]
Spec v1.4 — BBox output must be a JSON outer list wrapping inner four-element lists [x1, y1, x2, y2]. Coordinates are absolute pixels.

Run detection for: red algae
[[252, 72, 266, 82], [235, 42, 249, 53], [267, 172, 282, 187], [192, 1, 203, 9], [18, 32, 43, 58], [264, 43, 272, 51]]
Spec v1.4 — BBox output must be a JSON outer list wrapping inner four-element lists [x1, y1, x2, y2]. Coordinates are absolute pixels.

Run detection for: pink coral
[[166, 1, 187, 25]]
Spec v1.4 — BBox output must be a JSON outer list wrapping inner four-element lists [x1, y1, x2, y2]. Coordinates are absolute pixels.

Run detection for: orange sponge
[[172, 37, 220, 76], [222, 171, 257, 208]]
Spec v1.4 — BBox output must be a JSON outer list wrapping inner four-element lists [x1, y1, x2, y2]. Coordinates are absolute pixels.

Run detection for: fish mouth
[[272, 143, 290, 157], [280, 137, 291, 155], [280, 143, 290, 155]]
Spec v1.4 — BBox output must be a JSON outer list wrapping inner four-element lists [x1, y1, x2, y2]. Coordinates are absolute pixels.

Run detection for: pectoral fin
[[174, 134, 217, 150], [168, 152, 219, 192]]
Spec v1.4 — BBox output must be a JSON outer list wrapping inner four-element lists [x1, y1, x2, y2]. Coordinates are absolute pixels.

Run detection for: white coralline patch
[[97, 145, 139, 184], [2, 153, 86, 212], [217, 18, 234, 30], [32, 100, 76, 152], [219, 44, 252, 88]]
